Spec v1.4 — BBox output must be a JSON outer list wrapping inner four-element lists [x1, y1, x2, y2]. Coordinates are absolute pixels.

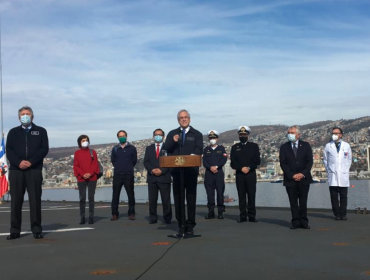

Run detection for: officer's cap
[[238, 126, 251, 135], [208, 130, 219, 138]]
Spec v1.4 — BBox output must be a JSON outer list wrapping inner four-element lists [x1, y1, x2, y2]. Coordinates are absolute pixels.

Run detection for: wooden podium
[[159, 154, 202, 239], [159, 155, 202, 168]]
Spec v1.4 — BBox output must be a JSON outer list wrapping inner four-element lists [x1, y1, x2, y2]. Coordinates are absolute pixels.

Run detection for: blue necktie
[[25, 128, 29, 133], [336, 142, 341, 153], [182, 131, 186, 145]]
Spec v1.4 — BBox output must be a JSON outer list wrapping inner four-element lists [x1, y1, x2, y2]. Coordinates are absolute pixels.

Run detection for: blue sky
[[1, 0, 369, 147]]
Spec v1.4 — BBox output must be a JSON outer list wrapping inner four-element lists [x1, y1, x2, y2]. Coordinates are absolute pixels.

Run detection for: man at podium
[[163, 109, 203, 236]]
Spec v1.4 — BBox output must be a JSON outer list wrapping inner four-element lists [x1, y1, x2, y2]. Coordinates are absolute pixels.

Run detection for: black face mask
[[239, 137, 248, 143]]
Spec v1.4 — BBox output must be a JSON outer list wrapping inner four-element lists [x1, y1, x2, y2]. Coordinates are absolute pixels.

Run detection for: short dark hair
[[77, 135, 90, 148], [332, 127, 343, 134], [117, 130, 127, 137], [153, 128, 165, 137]]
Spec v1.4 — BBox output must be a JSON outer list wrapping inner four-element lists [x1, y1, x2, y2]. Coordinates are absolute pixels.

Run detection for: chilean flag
[[0, 137, 9, 199]]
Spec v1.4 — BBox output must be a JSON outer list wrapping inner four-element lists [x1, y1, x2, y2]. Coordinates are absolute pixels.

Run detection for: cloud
[[1, 0, 370, 146]]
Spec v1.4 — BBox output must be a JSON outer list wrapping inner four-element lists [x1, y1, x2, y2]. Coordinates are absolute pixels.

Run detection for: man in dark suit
[[144, 128, 172, 224], [279, 125, 313, 229], [163, 109, 203, 235], [6, 106, 49, 240], [230, 126, 260, 223]]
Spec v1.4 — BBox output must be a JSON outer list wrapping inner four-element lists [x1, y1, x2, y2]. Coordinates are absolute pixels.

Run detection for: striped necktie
[[292, 143, 298, 158]]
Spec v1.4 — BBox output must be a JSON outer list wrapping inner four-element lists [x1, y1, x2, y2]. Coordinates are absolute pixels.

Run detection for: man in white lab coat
[[323, 127, 352, 220]]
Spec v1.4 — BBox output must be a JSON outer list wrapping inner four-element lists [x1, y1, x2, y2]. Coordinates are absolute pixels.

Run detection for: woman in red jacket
[[73, 135, 100, 225]]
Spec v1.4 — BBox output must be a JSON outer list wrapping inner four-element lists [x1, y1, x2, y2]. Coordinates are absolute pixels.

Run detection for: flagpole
[[0, 14, 6, 203], [0, 13, 3, 136]]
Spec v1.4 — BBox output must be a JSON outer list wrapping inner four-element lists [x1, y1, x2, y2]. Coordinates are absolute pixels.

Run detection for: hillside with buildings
[[41, 116, 370, 188]]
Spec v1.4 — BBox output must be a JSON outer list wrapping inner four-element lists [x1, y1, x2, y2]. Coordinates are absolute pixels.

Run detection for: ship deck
[[0, 201, 369, 280]]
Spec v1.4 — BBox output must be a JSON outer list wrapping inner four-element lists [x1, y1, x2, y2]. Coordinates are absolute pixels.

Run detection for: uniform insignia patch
[[31, 131, 39, 135]]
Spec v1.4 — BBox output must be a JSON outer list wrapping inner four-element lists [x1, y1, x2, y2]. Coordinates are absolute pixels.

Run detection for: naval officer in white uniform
[[323, 127, 352, 220]]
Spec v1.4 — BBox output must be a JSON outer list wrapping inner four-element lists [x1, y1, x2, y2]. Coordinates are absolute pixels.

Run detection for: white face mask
[[81, 141, 89, 148], [287, 133, 296, 142], [332, 135, 339, 142], [210, 139, 217, 145]]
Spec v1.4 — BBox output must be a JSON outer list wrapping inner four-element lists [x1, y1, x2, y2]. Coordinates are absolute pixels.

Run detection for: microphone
[[178, 129, 183, 149]]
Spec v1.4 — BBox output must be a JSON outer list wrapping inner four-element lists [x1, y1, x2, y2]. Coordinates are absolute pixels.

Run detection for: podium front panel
[[159, 155, 202, 168]]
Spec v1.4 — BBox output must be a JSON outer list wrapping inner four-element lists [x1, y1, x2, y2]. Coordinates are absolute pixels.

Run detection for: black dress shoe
[[205, 211, 215, 219], [33, 233, 44, 239], [149, 220, 157, 224], [341, 216, 347, 220], [301, 225, 310, 229], [249, 218, 259, 223], [218, 211, 224, 219], [185, 230, 194, 237], [88, 217, 94, 224], [335, 216, 341, 221], [110, 214, 118, 221], [290, 225, 299, 229], [237, 218, 247, 223], [6, 233, 20, 240], [79, 217, 86, 225], [165, 221, 172, 224]]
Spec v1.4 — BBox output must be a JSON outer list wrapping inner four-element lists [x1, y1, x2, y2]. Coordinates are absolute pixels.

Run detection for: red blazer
[[73, 148, 99, 182]]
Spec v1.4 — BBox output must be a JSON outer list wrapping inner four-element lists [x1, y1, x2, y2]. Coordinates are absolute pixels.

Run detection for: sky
[[0, 0, 369, 147]]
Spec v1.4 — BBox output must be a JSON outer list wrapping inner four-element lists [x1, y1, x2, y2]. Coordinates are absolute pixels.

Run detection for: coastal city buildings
[[40, 117, 370, 188]]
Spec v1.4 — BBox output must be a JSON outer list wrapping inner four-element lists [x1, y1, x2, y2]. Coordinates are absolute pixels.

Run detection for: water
[[28, 180, 370, 209]]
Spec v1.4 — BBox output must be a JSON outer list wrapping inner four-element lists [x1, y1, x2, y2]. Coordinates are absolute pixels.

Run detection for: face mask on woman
[[81, 141, 89, 148]]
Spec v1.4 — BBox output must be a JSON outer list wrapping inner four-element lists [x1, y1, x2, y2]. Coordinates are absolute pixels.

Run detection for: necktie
[[335, 142, 341, 153], [182, 131, 186, 145], [156, 144, 160, 159], [25, 128, 29, 133], [292, 143, 298, 158]]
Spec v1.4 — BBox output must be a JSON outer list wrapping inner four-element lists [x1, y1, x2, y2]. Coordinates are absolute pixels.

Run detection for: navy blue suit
[[279, 140, 313, 227], [163, 126, 203, 231], [144, 144, 172, 223]]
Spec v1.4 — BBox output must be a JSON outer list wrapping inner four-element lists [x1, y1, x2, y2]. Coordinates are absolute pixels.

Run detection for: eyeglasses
[[332, 133, 342, 135]]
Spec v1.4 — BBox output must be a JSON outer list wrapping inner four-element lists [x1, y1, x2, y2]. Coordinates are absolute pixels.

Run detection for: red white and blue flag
[[0, 137, 9, 199]]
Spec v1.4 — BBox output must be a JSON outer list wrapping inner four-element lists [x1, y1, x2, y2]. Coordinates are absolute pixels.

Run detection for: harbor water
[[21, 180, 370, 209]]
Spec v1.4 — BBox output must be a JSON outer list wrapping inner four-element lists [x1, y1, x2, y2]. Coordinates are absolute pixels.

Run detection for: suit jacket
[[230, 142, 260, 176], [144, 144, 171, 184], [279, 140, 313, 187], [163, 126, 203, 174]]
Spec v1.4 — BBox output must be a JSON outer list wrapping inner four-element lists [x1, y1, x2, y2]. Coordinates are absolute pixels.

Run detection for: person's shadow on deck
[[308, 213, 334, 220], [257, 218, 291, 227]]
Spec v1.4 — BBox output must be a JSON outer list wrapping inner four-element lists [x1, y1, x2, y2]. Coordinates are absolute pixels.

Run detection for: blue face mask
[[20, 115, 31, 125], [154, 135, 163, 143], [287, 133, 296, 142]]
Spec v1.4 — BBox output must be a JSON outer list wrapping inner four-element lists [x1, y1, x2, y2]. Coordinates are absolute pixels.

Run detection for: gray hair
[[18, 106, 34, 119], [288, 125, 301, 134], [177, 109, 190, 120]]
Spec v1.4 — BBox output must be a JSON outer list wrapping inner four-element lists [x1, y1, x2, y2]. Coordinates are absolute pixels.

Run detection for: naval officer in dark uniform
[[230, 126, 260, 223], [203, 130, 228, 219]]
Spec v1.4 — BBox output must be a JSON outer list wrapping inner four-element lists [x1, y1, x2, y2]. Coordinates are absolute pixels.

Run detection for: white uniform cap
[[238, 126, 251, 134], [207, 130, 219, 137]]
